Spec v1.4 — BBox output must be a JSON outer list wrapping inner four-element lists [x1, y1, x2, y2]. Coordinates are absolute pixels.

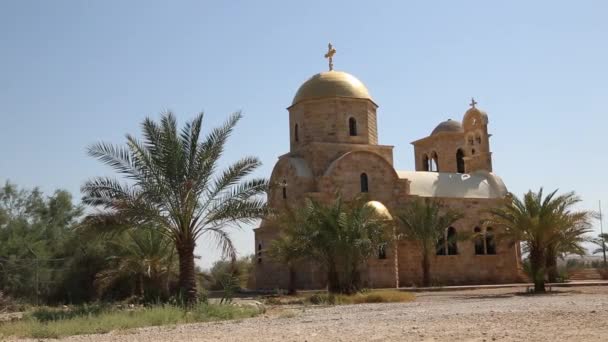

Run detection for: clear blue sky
[[1, 0, 607, 267]]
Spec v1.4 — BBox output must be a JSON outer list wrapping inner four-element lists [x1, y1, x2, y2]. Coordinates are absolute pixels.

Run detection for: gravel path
[[21, 286, 608, 341]]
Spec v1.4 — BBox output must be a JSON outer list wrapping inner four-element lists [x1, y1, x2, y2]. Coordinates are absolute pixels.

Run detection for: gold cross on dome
[[470, 97, 478, 108], [324, 43, 337, 71]]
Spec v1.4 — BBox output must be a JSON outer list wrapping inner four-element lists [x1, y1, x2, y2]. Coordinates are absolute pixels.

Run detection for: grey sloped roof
[[431, 119, 463, 136], [396, 170, 507, 199]]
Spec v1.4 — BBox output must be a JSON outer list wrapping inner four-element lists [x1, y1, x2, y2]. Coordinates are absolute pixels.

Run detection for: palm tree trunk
[[327, 262, 340, 294], [546, 249, 558, 283], [422, 248, 431, 287], [288, 265, 297, 295], [350, 266, 361, 294], [138, 274, 145, 298], [530, 247, 546, 293], [177, 239, 197, 304]]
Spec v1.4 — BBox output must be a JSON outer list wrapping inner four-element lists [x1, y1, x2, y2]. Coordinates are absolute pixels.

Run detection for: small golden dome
[[291, 71, 373, 106], [365, 201, 393, 221]]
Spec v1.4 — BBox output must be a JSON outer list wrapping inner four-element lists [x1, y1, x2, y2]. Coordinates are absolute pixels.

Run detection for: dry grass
[[347, 290, 415, 304], [265, 290, 415, 306], [0, 303, 261, 339]]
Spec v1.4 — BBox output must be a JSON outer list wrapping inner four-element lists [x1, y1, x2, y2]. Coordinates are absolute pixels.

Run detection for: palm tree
[[395, 198, 463, 287], [545, 216, 592, 282], [486, 189, 593, 293], [277, 195, 390, 294], [94, 228, 177, 300], [591, 233, 608, 267], [82, 112, 267, 303], [267, 234, 303, 295], [266, 210, 307, 295]]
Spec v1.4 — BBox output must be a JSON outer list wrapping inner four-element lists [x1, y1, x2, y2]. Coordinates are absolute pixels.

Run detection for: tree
[[267, 233, 305, 295], [82, 112, 267, 303], [395, 198, 463, 287], [274, 196, 390, 294], [544, 218, 592, 282], [591, 233, 608, 267], [94, 228, 177, 301], [203, 255, 254, 291], [0, 182, 84, 303], [266, 207, 308, 295], [486, 189, 593, 293]]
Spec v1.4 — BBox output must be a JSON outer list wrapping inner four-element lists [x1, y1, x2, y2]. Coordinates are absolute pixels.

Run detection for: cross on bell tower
[[469, 97, 478, 108]]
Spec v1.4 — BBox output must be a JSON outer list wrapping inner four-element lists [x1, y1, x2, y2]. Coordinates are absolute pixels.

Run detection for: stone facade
[[254, 69, 523, 290]]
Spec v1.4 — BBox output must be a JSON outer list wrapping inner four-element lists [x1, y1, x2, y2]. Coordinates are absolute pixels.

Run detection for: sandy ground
[[17, 286, 608, 341]]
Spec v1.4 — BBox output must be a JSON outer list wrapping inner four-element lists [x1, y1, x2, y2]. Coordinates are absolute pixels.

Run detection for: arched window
[[474, 227, 484, 255], [349, 117, 358, 136], [422, 154, 429, 171], [378, 244, 387, 259], [257, 243, 263, 263], [294, 124, 299, 142], [360, 173, 369, 193], [475, 135, 482, 144], [468, 135, 474, 145], [456, 149, 465, 173], [430, 152, 439, 172], [486, 227, 496, 255], [447, 227, 458, 255]]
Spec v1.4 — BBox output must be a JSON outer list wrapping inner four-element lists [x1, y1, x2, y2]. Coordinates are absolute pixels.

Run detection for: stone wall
[[396, 197, 522, 286]]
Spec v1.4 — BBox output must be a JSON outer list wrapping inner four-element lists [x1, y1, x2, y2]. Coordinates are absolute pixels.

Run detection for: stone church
[[254, 47, 523, 289]]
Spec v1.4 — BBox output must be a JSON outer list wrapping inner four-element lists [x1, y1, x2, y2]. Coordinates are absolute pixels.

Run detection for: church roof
[[291, 71, 373, 106], [431, 119, 463, 136], [396, 170, 507, 199]]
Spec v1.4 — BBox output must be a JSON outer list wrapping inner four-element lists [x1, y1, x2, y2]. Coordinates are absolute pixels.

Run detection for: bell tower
[[462, 98, 493, 173]]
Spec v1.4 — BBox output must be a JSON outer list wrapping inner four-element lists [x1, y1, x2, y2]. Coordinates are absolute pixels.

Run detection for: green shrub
[[27, 303, 109, 322], [0, 303, 261, 339]]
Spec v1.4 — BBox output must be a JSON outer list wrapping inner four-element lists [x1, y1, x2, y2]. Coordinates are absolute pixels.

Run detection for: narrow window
[[486, 227, 496, 255], [468, 136, 474, 145], [422, 154, 429, 171], [294, 124, 299, 142], [476, 135, 482, 144], [456, 149, 465, 173], [349, 117, 358, 136], [360, 173, 369, 193], [281, 179, 287, 199], [474, 227, 484, 255], [378, 244, 387, 259], [257, 243, 263, 263], [436, 233, 446, 256], [447, 227, 458, 255]]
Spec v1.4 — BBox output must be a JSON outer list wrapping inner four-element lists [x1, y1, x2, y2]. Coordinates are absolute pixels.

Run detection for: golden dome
[[291, 71, 373, 106], [365, 201, 393, 221]]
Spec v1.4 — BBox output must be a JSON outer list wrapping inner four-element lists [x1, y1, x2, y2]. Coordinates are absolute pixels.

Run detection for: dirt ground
[[17, 286, 608, 341]]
